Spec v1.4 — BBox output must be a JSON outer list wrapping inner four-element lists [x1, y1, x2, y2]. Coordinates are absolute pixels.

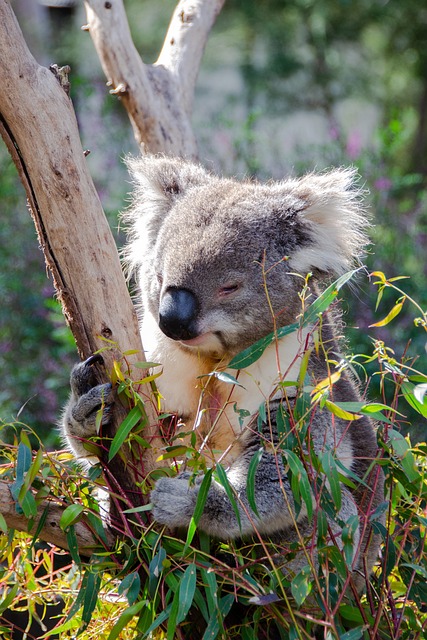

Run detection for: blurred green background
[[0, 0, 426, 447]]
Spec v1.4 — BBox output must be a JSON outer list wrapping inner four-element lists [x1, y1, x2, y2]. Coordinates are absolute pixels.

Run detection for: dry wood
[[0, 0, 225, 551], [0, 0, 160, 541], [0, 480, 114, 555], [84, 0, 225, 156]]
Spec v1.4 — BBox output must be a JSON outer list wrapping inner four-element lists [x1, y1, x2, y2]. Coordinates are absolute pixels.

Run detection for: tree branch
[[158, 0, 226, 115], [84, 0, 224, 157], [0, 481, 114, 556], [0, 0, 162, 542]]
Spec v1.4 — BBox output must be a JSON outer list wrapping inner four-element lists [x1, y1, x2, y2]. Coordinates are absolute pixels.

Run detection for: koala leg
[[62, 356, 114, 461]]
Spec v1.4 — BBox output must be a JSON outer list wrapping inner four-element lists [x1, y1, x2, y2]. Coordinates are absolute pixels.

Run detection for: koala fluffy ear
[[282, 168, 370, 276], [122, 155, 211, 273]]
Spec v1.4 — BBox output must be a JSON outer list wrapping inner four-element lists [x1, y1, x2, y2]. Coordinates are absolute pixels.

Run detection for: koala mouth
[[179, 332, 214, 347]]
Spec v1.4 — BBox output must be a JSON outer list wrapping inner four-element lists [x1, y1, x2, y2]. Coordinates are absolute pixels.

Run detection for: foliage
[[1, 275, 426, 639], [0, 1, 426, 638]]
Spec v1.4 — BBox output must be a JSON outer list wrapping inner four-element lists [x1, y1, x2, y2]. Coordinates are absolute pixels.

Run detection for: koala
[[63, 155, 384, 584]]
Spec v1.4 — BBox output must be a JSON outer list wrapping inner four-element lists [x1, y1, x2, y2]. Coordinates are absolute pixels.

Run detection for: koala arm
[[62, 356, 114, 462], [151, 439, 299, 539]]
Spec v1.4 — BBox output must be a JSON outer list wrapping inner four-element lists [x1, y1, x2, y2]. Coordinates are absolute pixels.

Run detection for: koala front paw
[[151, 475, 198, 529], [62, 355, 114, 460]]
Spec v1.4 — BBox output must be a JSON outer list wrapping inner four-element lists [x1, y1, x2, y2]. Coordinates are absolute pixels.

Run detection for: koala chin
[[63, 155, 384, 587]]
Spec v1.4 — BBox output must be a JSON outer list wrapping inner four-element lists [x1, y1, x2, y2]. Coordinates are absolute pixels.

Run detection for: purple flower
[[346, 131, 362, 160], [374, 177, 393, 191]]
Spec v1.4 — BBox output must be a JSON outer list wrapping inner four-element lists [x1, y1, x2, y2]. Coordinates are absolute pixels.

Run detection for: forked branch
[[84, 0, 225, 156]]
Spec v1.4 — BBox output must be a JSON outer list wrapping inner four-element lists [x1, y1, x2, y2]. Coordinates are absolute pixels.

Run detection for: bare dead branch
[[0, 0, 162, 536], [84, 0, 224, 157], [158, 0, 226, 115]]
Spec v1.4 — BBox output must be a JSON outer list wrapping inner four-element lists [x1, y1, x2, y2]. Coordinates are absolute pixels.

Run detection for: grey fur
[[63, 155, 383, 583]]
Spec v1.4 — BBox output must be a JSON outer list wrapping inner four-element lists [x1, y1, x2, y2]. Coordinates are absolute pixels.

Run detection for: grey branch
[[84, 0, 225, 157]]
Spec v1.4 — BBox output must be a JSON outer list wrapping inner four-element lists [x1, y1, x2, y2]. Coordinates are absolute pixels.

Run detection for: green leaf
[[215, 464, 241, 530], [200, 565, 218, 616], [107, 600, 147, 640], [324, 400, 361, 421], [0, 584, 19, 615], [10, 441, 32, 514], [141, 606, 171, 638], [228, 270, 358, 370], [202, 593, 234, 640], [80, 570, 102, 632], [118, 572, 141, 606], [148, 546, 166, 598], [228, 322, 299, 369], [401, 381, 427, 418], [109, 405, 144, 461], [60, 504, 84, 530], [246, 448, 263, 517], [134, 361, 161, 369], [321, 450, 342, 512], [66, 525, 81, 566], [302, 269, 360, 326], [342, 514, 360, 567], [291, 565, 312, 606], [177, 564, 197, 624], [167, 587, 180, 640], [0, 513, 7, 534], [203, 371, 245, 387], [283, 449, 313, 521], [340, 627, 365, 640], [156, 445, 189, 461], [185, 469, 212, 548]]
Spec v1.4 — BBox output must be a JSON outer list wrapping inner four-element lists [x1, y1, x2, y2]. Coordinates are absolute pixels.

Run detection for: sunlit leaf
[[370, 297, 406, 327], [324, 400, 361, 421], [60, 504, 84, 530], [107, 600, 147, 640], [414, 383, 427, 405], [109, 405, 144, 461]]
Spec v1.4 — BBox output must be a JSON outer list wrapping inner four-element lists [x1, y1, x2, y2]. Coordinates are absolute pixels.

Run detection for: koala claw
[[151, 475, 197, 529], [63, 355, 115, 460]]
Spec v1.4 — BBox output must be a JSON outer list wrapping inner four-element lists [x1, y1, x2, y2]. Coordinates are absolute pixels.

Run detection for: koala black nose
[[158, 288, 199, 341]]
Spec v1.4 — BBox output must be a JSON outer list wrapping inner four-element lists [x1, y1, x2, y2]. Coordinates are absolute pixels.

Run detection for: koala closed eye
[[63, 155, 384, 592], [218, 283, 241, 297]]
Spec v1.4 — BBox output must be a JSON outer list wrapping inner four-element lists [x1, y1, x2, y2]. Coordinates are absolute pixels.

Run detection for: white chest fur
[[141, 312, 311, 463]]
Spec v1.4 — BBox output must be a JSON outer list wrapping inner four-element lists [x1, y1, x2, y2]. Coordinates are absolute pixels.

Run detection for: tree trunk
[[0, 0, 224, 548]]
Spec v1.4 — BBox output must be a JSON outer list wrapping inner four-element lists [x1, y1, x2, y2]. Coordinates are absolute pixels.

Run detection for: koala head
[[123, 156, 369, 359]]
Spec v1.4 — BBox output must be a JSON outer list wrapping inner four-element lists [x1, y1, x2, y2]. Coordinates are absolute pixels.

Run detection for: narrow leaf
[[60, 504, 84, 530], [177, 564, 197, 624], [109, 405, 143, 461], [80, 570, 102, 632], [185, 469, 212, 548], [370, 297, 405, 327], [118, 572, 141, 606], [321, 450, 342, 512], [324, 400, 362, 421], [107, 601, 146, 640], [215, 464, 241, 530], [246, 448, 263, 517], [228, 270, 358, 370]]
